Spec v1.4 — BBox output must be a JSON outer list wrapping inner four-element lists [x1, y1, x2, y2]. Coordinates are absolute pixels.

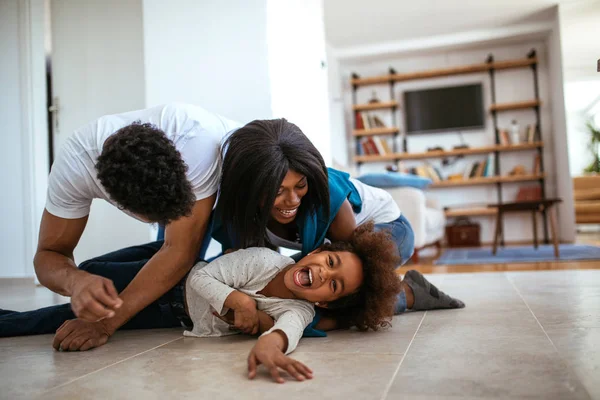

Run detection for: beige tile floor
[[1, 270, 599, 400]]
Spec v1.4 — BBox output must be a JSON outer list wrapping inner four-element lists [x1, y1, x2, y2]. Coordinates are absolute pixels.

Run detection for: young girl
[[212, 118, 464, 335], [0, 224, 402, 383]]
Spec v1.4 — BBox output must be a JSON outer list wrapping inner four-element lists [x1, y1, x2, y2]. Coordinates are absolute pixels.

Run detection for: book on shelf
[[499, 129, 511, 145], [372, 115, 387, 128], [463, 157, 493, 180], [466, 162, 479, 179], [380, 139, 393, 154], [432, 165, 444, 181], [372, 137, 386, 155], [533, 154, 541, 174], [355, 111, 364, 130], [356, 140, 364, 155], [359, 138, 373, 155], [357, 111, 387, 130], [484, 154, 495, 177], [357, 136, 393, 156], [410, 163, 444, 182], [526, 124, 536, 143], [365, 138, 379, 155], [359, 112, 371, 129], [368, 114, 376, 128], [475, 160, 486, 177]]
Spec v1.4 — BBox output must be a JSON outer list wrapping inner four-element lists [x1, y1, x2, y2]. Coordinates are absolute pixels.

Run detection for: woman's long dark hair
[[217, 118, 329, 249]]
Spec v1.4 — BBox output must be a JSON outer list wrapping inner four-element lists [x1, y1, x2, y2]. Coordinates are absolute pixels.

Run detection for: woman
[[213, 118, 413, 263], [212, 119, 463, 335]]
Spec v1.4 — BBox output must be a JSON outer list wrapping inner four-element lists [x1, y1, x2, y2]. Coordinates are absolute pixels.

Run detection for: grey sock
[[404, 270, 465, 311]]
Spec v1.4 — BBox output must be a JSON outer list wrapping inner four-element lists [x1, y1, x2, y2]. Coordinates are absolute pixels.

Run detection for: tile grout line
[[379, 311, 427, 400], [506, 273, 596, 400], [506, 274, 594, 398], [38, 336, 184, 395], [506, 275, 561, 354]]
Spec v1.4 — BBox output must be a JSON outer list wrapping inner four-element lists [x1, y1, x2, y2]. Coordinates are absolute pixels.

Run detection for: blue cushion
[[356, 172, 432, 189]]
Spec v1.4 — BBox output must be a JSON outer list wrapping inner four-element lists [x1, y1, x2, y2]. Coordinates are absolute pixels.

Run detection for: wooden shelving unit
[[353, 142, 543, 163], [430, 174, 545, 188], [489, 99, 541, 112], [445, 207, 498, 218], [352, 101, 398, 111], [352, 127, 399, 137], [350, 50, 549, 244], [350, 57, 538, 87]]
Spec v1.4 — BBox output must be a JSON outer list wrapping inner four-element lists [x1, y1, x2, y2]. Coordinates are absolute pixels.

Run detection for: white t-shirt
[[45, 103, 240, 220], [184, 248, 315, 355], [349, 178, 401, 226]]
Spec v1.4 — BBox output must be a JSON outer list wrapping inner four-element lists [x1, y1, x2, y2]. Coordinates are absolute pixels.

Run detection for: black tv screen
[[404, 83, 484, 134]]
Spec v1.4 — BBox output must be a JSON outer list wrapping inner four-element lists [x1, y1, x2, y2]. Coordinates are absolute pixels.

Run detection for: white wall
[[335, 38, 575, 243], [267, 0, 331, 165], [327, 42, 347, 167], [546, 7, 576, 241], [0, 1, 28, 277], [142, 0, 274, 258], [50, 0, 150, 264], [142, 0, 272, 124]]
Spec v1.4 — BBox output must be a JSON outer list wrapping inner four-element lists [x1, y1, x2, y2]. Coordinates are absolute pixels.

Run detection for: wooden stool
[[489, 199, 562, 258]]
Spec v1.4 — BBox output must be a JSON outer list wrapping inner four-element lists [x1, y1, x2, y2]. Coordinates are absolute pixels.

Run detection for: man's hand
[[52, 319, 112, 351], [247, 331, 313, 384], [70, 274, 123, 322]]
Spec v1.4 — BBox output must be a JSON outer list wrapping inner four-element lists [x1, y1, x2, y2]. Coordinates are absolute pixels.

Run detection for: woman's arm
[[312, 316, 339, 331], [326, 199, 357, 242]]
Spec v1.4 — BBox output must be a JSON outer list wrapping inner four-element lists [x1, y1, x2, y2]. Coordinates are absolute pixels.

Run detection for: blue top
[[211, 168, 362, 337], [211, 168, 362, 255]]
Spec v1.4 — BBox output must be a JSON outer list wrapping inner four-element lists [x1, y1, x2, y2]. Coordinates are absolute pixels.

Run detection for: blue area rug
[[435, 244, 600, 265]]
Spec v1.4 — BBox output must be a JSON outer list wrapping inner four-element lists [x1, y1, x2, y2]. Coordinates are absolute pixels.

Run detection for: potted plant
[[584, 120, 600, 174]]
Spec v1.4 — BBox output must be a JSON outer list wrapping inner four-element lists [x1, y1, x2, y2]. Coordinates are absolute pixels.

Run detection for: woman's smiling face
[[270, 169, 308, 224]]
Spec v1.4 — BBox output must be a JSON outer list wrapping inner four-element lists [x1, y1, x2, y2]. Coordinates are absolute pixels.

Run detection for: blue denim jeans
[[374, 214, 415, 315], [374, 214, 415, 266], [0, 239, 209, 337]]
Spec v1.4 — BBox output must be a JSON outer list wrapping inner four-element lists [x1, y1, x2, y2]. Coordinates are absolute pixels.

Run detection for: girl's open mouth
[[293, 267, 313, 288]]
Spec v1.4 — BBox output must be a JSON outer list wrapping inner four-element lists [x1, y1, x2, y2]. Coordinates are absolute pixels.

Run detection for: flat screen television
[[403, 83, 484, 134]]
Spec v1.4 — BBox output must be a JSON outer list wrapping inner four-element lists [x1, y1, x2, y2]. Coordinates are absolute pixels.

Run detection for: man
[[34, 103, 239, 350]]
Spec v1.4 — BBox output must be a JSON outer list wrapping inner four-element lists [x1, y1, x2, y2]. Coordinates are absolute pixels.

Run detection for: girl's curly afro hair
[[320, 221, 403, 331]]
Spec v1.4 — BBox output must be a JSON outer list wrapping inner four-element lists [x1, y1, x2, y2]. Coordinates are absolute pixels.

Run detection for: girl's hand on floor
[[247, 331, 313, 384]]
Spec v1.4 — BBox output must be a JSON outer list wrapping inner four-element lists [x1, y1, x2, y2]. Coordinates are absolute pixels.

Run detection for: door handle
[[49, 97, 60, 135]]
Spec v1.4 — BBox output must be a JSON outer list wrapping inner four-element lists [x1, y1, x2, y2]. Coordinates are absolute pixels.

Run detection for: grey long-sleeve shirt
[[184, 248, 315, 354]]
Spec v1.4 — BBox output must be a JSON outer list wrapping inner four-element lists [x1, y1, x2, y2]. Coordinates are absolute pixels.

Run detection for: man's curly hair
[[319, 221, 402, 331], [96, 122, 195, 225]]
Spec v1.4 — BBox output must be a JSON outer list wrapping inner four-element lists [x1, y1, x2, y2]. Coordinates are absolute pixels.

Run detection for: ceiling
[[324, 0, 584, 48], [559, 0, 600, 80], [323, 0, 599, 80]]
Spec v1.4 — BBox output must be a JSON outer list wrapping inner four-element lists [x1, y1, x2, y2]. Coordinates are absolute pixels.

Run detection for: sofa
[[386, 186, 446, 263]]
